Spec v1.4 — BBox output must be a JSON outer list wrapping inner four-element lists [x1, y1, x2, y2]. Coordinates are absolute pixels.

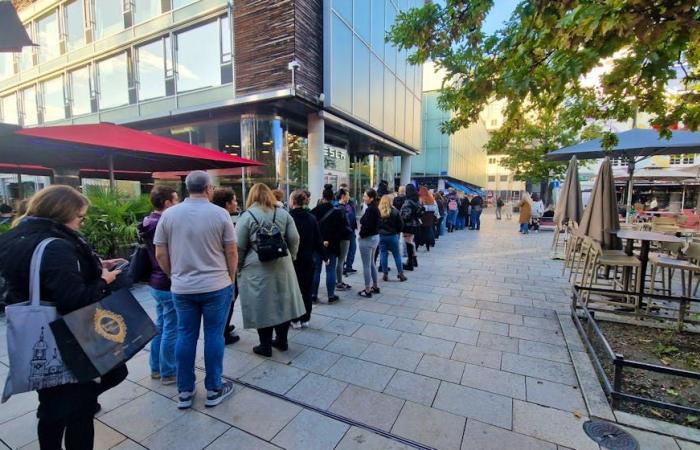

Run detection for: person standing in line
[[456, 192, 469, 230], [358, 189, 381, 297], [0, 186, 127, 450], [289, 190, 326, 329], [393, 185, 407, 211], [434, 192, 446, 238], [446, 190, 458, 232], [211, 187, 241, 346], [0, 203, 13, 224], [155, 171, 238, 409], [519, 192, 533, 234], [236, 183, 305, 357], [418, 187, 439, 250], [310, 184, 346, 303], [335, 188, 353, 291], [378, 194, 406, 282], [496, 197, 504, 220], [470, 194, 483, 230], [400, 184, 423, 271], [530, 193, 544, 233], [339, 183, 358, 275], [140, 186, 179, 385]]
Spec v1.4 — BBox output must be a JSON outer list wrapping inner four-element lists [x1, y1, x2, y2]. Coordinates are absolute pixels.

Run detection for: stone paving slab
[[462, 420, 557, 450], [391, 401, 466, 450], [329, 385, 405, 432]]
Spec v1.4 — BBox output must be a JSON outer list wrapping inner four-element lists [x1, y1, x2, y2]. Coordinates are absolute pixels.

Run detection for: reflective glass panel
[[172, 0, 196, 9], [383, 69, 395, 135], [98, 53, 128, 109], [370, 0, 384, 56], [70, 66, 91, 115], [176, 21, 220, 92], [1, 94, 18, 125], [384, 1, 396, 73], [369, 54, 383, 128], [37, 10, 60, 64], [331, 14, 352, 112], [333, 0, 352, 25], [395, 81, 405, 140], [42, 76, 65, 122], [94, 0, 123, 39], [353, 37, 370, 121], [22, 87, 38, 126], [137, 39, 165, 100], [221, 16, 231, 63], [0, 54, 14, 80], [19, 26, 33, 70], [65, 0, 85, 51], [355, 0, 370, 41], [133, 0, 160, 24]]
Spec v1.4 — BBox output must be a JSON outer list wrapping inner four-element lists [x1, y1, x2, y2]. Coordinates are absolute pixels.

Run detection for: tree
[[388, 0, 700, 164]]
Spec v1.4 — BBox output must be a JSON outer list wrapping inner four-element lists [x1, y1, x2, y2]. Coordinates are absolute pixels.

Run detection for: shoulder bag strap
[[29, 237, 59, 306], [319, 207, 335, 224]]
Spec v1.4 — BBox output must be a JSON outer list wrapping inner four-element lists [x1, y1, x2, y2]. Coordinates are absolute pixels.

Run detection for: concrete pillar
[[308, 113, 325, 205], [400, 155, 412, 186], [52, 168, 81, 189]]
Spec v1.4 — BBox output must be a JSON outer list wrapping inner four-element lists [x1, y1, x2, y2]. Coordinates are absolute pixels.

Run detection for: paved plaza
[[0, 214, 696, 449]]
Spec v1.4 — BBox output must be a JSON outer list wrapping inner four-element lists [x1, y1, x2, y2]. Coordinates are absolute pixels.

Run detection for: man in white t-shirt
[[155, 171, 238, 409]]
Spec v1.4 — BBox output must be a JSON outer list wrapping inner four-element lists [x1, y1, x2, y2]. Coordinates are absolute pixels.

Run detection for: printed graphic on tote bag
[[28, 327, 76, 390]]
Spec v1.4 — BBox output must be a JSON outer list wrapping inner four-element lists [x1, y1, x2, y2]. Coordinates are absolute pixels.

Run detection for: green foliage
[[388, 0, 699, 177], [81, 187, 151, 258], [0, 222, 10, 234]]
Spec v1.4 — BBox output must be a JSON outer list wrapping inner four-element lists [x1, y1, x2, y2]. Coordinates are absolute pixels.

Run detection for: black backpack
[[247, 208, 289, 262]]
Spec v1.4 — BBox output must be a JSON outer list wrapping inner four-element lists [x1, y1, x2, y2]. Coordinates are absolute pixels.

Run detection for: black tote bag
[[50, 288, 156, 382]]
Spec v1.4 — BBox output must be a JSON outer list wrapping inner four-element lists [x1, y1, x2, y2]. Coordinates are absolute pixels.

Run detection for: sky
[[481, 0, 521, 34]]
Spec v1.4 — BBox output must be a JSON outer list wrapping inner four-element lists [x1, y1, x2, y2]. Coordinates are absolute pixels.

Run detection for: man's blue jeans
[[470, 208, 482, 230], [149, 288, 177, 378], [379, 234, 403, 274], [446, 210, 457, 229], [312, 252, 337, 298], [345, 233, 357, 272], [173, 284, 233, 393]]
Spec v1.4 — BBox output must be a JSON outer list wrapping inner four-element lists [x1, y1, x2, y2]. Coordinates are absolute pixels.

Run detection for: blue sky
[[481, 0, 520, 34]]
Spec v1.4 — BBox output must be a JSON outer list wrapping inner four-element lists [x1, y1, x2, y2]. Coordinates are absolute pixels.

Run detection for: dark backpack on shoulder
[[247, 208, 289, 262]]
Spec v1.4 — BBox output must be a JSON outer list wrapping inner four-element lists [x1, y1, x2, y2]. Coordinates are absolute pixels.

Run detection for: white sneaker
[[301, 322, 310, 328], [205, 381, 235, 407], [291, 321, 302, 330], [177, 391, 194, 409]]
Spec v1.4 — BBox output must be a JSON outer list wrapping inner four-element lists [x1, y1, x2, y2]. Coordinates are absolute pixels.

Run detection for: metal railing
[[571, 285, 700, 416]]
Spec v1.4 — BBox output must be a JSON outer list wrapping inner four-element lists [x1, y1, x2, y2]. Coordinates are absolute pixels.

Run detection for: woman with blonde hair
[[236, 183, 305, 356], [0, 185, 127, 450], [519, 192, 533, 234], [378, 195, 406, 282]]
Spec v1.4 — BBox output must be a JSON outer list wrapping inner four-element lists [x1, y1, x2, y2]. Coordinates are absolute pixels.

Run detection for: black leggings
[[38, 411, 94, 450], [257, 322, 290, 347]]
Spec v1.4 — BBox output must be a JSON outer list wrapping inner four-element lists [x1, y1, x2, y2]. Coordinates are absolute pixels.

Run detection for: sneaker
[[328, 295, 340, 303], [291, 321, 302, 330], [161, 375, 176, 386], [301, 321, 310, 328], [177, 391, 195, 409], [345, 268, 358, 274], [150, 372, 161, 380], [224, 333, 240, 345], [205, 381, 235, 408], [336, 283, 351, 291]]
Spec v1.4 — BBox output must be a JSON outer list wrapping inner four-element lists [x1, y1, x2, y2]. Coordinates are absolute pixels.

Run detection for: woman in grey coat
[[236, 183, 305, 357]]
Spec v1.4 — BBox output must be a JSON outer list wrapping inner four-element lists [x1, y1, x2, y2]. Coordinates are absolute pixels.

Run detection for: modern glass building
[[0, 0, 421, 204]]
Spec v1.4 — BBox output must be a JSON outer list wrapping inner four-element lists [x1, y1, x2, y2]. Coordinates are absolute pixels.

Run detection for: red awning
[[1, 123, 262, 172]]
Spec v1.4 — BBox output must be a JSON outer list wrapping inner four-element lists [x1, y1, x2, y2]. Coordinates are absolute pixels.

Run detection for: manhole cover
[[583, 421, 639, 450]]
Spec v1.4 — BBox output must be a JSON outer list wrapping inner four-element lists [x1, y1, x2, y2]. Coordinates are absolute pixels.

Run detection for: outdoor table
[[611, 229, 685, 297]]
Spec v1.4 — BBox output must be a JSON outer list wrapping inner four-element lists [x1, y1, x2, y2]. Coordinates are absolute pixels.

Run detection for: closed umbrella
[[579, 157, 621, 250], [553, 156, 583, 226]]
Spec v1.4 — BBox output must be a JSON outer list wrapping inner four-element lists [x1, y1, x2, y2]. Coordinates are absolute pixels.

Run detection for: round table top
[[612, 229, 685, 243]]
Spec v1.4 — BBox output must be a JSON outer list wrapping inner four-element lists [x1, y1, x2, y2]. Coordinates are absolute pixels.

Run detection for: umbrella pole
[[626, 160, 635, 223], [108, 153, 115, 190]]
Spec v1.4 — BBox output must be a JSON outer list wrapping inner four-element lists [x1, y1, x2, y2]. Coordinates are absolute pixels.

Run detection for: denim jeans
[[173, 284, 233, 393], [456, 215, 466, 230], [470, 208, 482, 230], [359, 235, 380, 288], [379, 234, 402, 274], [149, 288, 177, 378], [313, 252, 337, 298], [337, 240, 350, 284], [520, 222, 529, 234], [345, 233, 357, 271], [446, 210, 457, 229]]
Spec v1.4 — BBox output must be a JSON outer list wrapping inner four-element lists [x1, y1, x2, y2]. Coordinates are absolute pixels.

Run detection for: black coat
[[0, 217, 127, 421], [359, 204, 381, 238], [290, 207, 326, 263], [310, 202, 346, 256], [378, 208, 404, 235]]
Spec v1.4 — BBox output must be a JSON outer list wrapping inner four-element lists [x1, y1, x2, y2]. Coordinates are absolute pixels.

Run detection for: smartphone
[[113, 261, 130, 271]]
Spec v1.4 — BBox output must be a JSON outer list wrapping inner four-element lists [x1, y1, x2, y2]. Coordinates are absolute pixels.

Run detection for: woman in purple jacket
[[139, 186, 179, 385]]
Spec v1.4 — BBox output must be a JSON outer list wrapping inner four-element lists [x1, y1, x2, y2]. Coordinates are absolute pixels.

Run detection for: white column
[[308, 113, 325, 205], [400, 155, 412, 186]]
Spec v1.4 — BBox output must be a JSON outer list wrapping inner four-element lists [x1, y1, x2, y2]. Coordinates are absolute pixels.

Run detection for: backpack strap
[[319, 207, 335, 224]]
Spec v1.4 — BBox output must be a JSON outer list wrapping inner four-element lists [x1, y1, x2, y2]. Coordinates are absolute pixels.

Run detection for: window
[[69, 66, 92, 115], [490, 119, 498, 126], [488, 157, 496, 164], [353, 37, 370, 121], [42, 76, 65, 122], [22, 86, 38, 126], [64, 0, 85, 51], [500, 175, 508, 182], [333, 0, 352, 24], [97, 53, 129, 109], [0, 53, 14, 80], [611, 157, 626, 167], [488, 175, 496, 182], [36, 10, 61, 64], [670, 154, 695, 165], [137, 39, 166, 100], [1, 94, 18, 125], [176, 21, 220, 92], [94, 0, 123, 39], [370, 0, 384, 56], [172, 0, 196, 9], [133, 0, 161, 24], [330, 13, 352, 111], [354, 0, 370, 41], [19, 26, 33, 70]]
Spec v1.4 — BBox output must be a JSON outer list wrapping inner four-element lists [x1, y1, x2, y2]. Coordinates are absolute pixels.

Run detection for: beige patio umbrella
[[579, 157, 621, 250], [554, 156, 583, 226]]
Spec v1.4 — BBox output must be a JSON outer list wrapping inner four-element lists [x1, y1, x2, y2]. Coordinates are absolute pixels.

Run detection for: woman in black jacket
[[310, 184, 346, 303], [358, 189, 380, 297], [400, 184, 423, 271], [378, 195, 406, 282], [0, 185, 127, 450], [289, 190, 326, 328]]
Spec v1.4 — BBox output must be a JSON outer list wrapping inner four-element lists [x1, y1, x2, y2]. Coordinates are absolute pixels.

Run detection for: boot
[[271, 323, 289, 351], [254, 329, 273, 357], [403, 243, 415, 271]]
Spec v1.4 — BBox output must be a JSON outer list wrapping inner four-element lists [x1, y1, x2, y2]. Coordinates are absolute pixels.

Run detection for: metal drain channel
[[227, 376, 435, 450]]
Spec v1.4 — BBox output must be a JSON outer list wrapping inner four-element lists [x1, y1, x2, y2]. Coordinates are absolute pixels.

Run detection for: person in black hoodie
[[378, 194, 406, 282], [310, 184, 346, 303], [0, 185, 127, 450], [289, 190, 326, 328], [358, 189, 380, 297], [400, 184, 423, 271]]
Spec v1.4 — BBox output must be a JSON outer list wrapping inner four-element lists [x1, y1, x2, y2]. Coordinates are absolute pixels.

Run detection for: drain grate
[[583, 421, 639, 450]]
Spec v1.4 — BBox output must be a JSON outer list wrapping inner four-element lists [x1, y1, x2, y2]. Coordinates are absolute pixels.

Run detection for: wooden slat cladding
[[234, 0, 323, 101]]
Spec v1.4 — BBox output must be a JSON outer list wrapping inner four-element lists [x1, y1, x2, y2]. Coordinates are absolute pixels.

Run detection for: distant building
[[486, 155, 526, 204]]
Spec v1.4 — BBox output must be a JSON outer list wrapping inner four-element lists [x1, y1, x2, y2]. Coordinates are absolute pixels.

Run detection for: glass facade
[[65, 0, 85, 51], [133, 0, 161, 24], [176, 21, 221, 92], [97, 53, 129, 109], [0, 54, 13, 81], [137, 39, 167, 100], [94, 0, 123, 39], [42, 76, 65, 122], [415, 91, 449, 176], [173, 0, 197, 9], [1, 94, 18, 125], [36, 10, 60, 64], [69, 66, 92, 116], [19, 26, 33, 71], [22, 86, 38, 126]]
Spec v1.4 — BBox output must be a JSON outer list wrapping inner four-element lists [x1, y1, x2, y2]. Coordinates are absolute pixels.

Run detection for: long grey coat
[[236, 204, 305, 329]]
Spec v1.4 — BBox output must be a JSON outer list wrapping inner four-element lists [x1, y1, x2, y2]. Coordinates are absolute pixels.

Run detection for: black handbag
[[127, 243, 151, 283], [50, 288, 157, 382]]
